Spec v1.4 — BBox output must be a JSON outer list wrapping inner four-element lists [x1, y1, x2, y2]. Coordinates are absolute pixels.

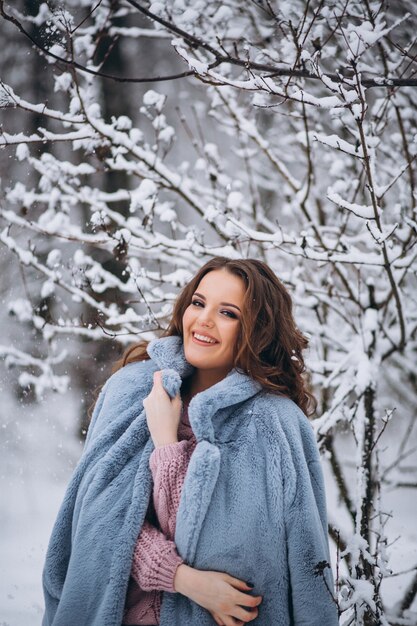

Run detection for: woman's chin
[[184, 345, 216, 366], [184, 351, 208, 367]]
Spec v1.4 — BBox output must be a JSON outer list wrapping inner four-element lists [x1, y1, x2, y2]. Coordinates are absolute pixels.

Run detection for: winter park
[[0, 1, 417, 625]]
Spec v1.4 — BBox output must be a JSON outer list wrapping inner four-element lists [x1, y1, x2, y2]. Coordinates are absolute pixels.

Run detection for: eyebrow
[[193, 292, 241, 312]]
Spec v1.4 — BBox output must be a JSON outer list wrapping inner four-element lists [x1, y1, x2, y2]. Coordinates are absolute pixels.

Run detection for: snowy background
[[1, 1, 417, 625]]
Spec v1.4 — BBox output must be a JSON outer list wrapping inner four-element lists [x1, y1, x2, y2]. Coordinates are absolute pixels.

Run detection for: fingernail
[[246, 581, 254, 588]]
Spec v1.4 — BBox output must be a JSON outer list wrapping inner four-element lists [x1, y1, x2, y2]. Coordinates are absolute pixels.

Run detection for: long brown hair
[[101, 256, 317, 418]]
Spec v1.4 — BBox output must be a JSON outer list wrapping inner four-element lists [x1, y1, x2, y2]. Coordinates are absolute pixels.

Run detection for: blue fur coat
[[42, 334, 339, 625]]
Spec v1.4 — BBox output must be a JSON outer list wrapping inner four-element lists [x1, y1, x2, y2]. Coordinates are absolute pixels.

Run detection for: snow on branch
[[0, 343, 69, 399], [327, 192, 378, 220]]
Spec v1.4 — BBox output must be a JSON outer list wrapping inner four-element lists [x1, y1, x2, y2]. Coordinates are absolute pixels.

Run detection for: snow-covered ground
[[0, 376, 83, 626], [1, 374, 416, 625]]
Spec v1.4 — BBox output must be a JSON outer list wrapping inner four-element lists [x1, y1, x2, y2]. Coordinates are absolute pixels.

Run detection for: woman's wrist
[[154, 438, 179, 448], [173, 563, 195, 595]]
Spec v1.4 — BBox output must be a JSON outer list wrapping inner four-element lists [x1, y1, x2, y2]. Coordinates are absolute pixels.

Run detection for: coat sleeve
[[42, 361, 152, 626], [41, 379, 110, 624], [278, 406, 339, 626]]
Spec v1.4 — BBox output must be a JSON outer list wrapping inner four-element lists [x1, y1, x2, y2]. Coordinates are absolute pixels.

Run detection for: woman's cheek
[[182, 309, 192, 330]]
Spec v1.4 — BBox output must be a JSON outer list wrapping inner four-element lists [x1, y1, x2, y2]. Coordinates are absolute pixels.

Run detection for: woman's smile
[[192, 331, 220, 346]]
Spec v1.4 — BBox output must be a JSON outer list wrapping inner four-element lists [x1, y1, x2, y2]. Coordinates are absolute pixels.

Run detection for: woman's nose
[[197, 309, 214, 326]]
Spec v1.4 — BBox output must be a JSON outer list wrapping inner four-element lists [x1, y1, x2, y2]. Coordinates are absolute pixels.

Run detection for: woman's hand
[[142, 370, 182, 448], [174, 564, 262, 626]]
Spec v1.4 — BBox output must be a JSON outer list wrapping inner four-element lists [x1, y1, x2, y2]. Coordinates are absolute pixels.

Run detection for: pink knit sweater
[[123, 401, 197, 625]]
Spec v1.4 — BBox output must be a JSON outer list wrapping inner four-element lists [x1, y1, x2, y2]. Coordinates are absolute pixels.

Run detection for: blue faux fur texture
[[159, 368, 182, 399], [42, 334, 339, 626]]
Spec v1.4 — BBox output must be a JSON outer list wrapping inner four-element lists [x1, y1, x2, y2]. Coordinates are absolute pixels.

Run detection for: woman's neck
[[181, 368, 230, 402]]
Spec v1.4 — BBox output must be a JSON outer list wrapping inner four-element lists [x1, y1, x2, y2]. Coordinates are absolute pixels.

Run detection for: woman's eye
[[191, 300, 236, 318]]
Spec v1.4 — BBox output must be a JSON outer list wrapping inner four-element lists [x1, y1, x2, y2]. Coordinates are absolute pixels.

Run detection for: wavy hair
[[92, 256, 317, 419]]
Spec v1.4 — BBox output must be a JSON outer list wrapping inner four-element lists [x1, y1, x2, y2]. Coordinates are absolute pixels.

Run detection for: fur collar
[[146, 334, 263, 442]]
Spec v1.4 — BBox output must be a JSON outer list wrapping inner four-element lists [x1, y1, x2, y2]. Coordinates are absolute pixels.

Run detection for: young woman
[[42, 256, 339, 626]]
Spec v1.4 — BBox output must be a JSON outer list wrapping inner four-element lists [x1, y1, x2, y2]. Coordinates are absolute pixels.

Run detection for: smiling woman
[[182, 269, 245, 396], [41, 256, 338, 626], [114, 256, 317, 416]]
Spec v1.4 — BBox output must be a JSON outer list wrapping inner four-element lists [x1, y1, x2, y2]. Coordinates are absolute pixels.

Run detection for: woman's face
[[182, 268, 246, 376]]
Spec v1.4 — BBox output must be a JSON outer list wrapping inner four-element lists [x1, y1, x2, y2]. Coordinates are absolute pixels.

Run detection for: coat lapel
[[146, 335, 262, 563]]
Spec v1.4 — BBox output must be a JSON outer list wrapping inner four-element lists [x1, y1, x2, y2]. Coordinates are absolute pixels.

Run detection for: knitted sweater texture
[[123, 402, 196, 625]]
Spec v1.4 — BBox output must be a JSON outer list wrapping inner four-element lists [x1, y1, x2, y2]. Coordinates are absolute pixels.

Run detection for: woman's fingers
[[143, 370, 182, 447], [216, 607, 256, 626], [233, 590, 262, 609], [152, 370, 165, 392], [226, 576, 254, 592], [153, 371, 182, 403], [223, 575, 262, 620], [225, 618, 244, 626], [172, 391, 182, 406], [233, 605, 259, 622], [228, 577, 249, 588], [182, 569, 261, 625]]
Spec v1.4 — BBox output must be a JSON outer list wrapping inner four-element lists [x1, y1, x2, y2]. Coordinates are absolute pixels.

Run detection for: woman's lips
[[191, 333, 219, 347]]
